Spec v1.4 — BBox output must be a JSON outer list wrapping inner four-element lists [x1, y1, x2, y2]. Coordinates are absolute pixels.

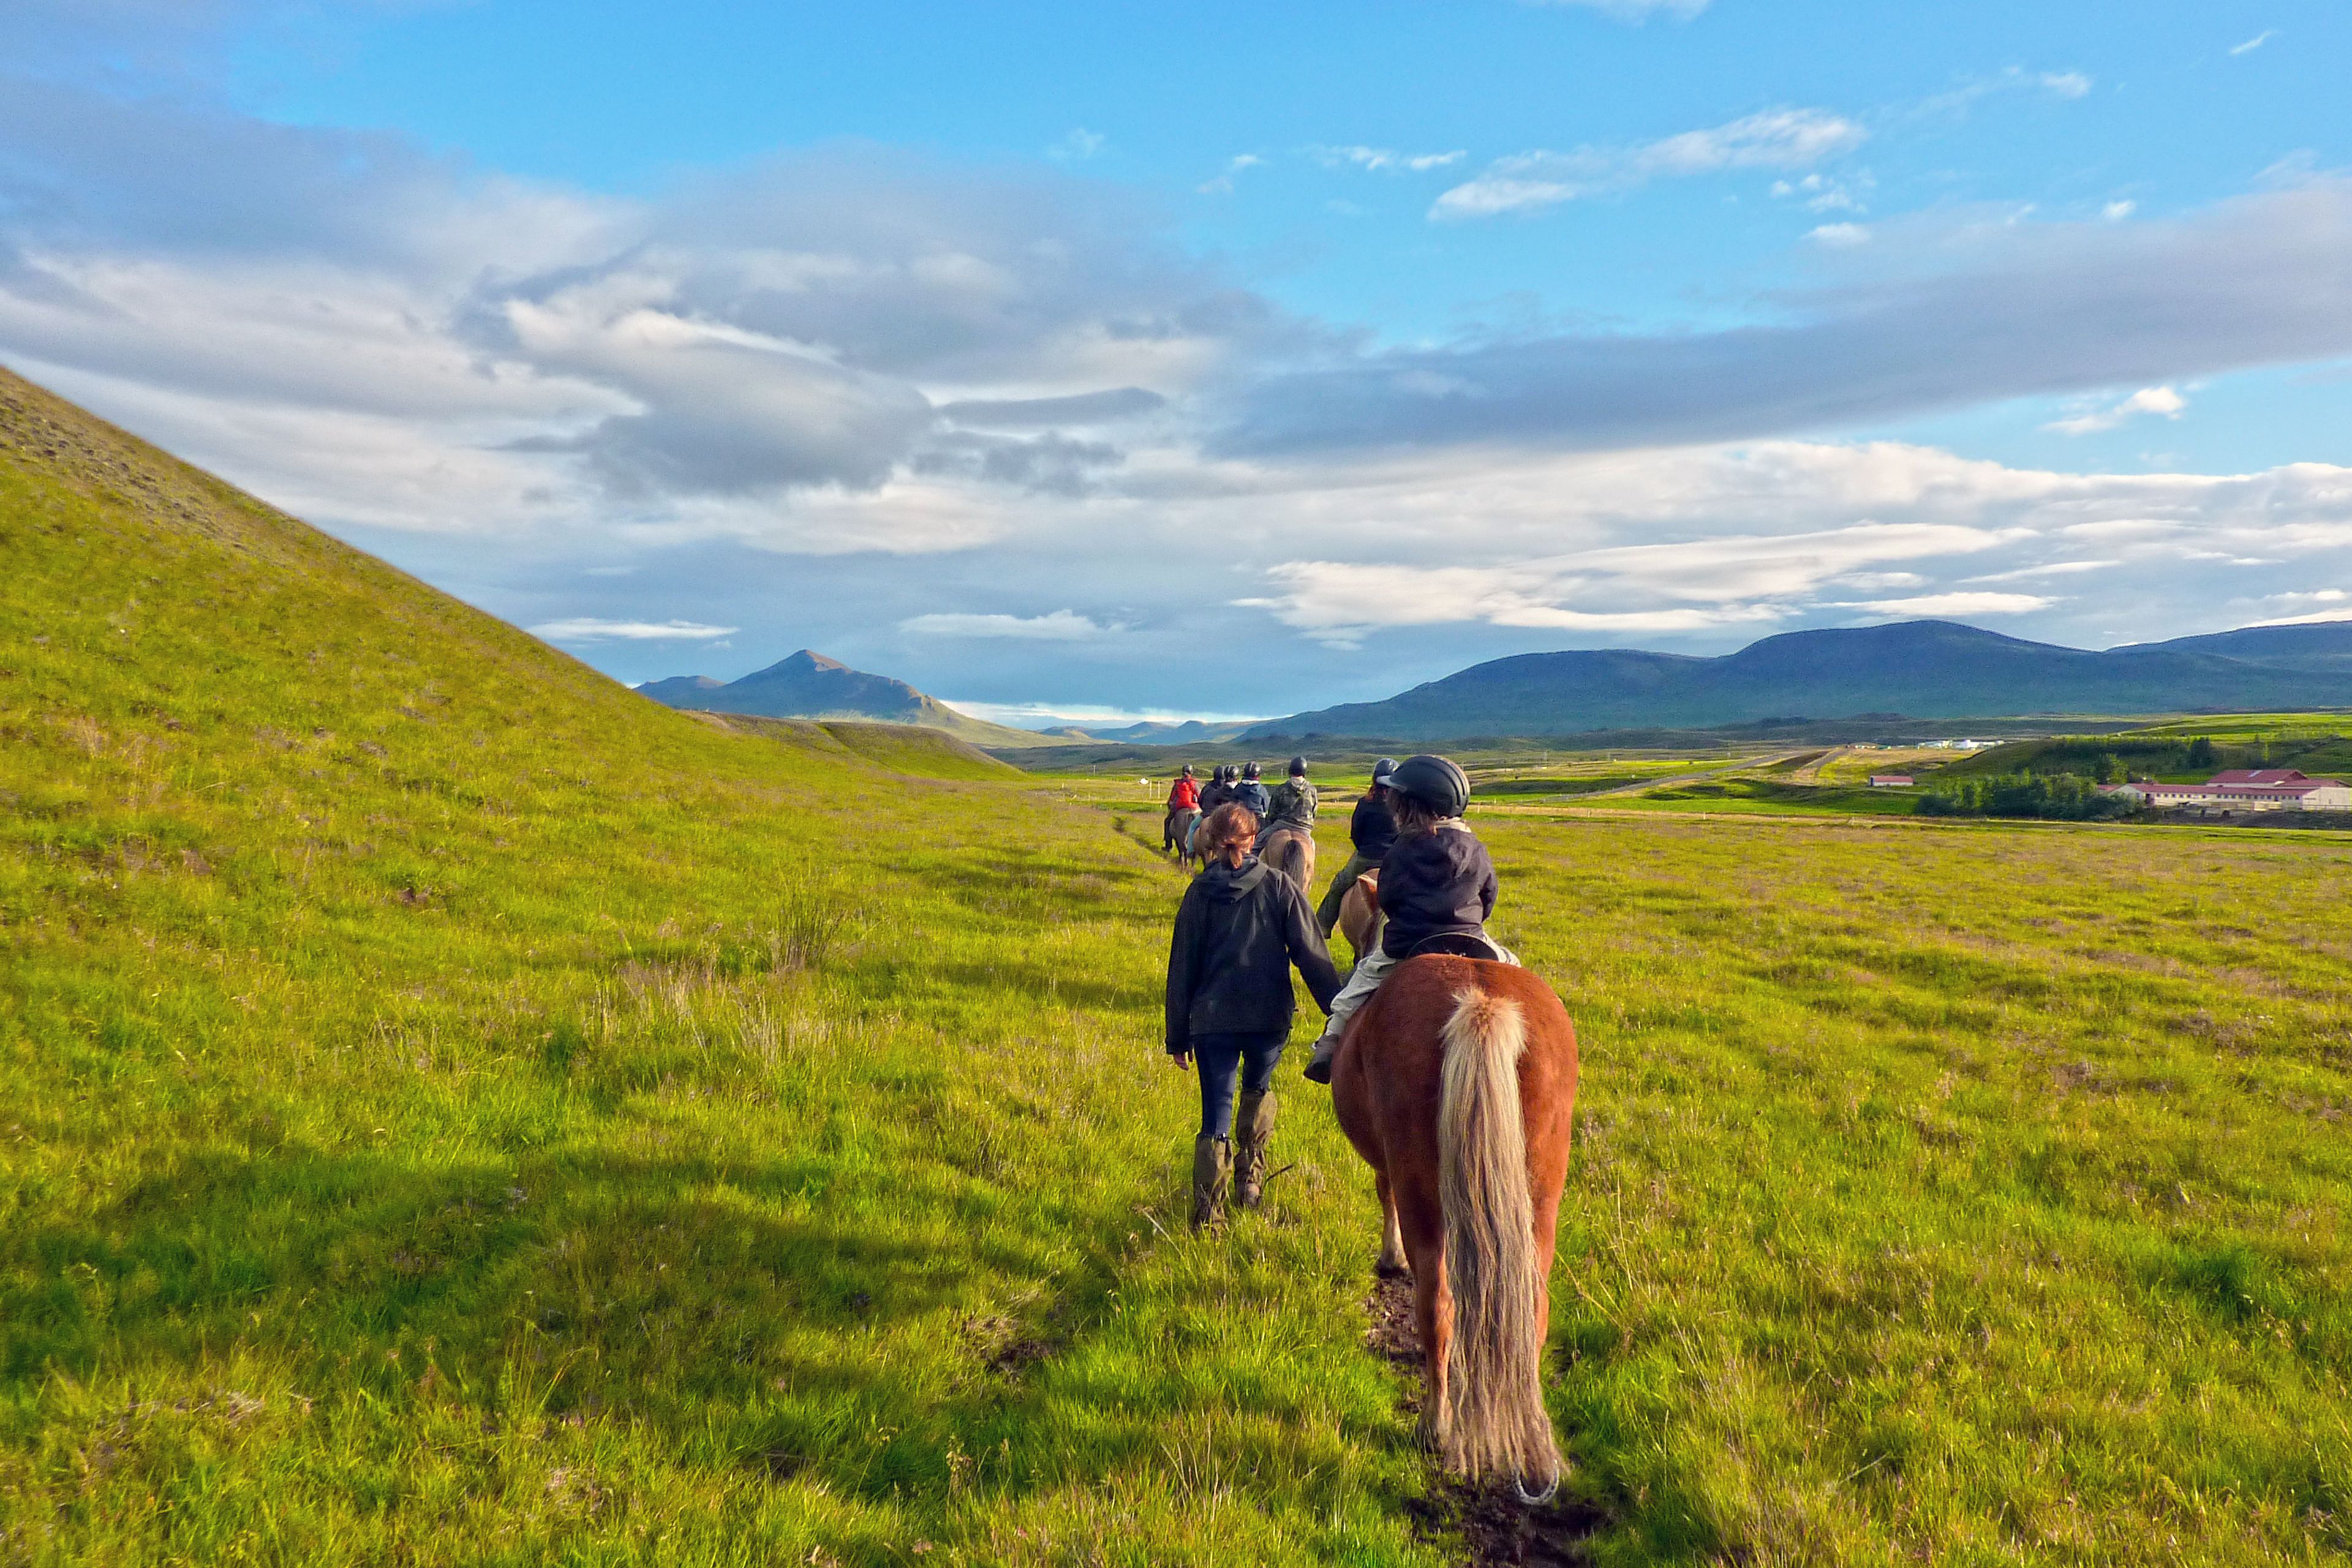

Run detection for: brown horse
[[1257, 824, 1317, 892], [1335, 867, 1383, 965], [1330, 954, 1577, 1498]]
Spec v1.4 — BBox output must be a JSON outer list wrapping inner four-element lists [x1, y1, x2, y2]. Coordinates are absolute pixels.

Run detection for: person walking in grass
[[1302, 753, 1519, 1085], [1164, 801, 1342, 1227], [1316, 756, 1398, 937]]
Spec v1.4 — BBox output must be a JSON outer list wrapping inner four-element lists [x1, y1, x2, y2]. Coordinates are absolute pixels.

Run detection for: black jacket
[[1165, 858, 1342, 1050], [1349, 793, 1397, 860], [1197, 781, 1231, 814], [1379, 823, 1498, 960]]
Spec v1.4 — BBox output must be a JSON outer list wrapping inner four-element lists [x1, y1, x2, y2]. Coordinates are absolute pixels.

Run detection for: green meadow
[[6, 369, 2352, 1563]]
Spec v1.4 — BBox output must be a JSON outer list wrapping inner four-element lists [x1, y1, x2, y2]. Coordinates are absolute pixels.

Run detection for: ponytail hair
[[1198, 802, 1260, 869]]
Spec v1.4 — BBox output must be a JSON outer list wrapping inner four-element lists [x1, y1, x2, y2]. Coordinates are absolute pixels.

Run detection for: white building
[[2107, 769, 2352, 812]]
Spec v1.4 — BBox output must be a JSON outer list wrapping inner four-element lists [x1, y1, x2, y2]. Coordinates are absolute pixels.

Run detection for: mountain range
[[1245, 620, 2352, 741], [635, 650, 1059, 747]]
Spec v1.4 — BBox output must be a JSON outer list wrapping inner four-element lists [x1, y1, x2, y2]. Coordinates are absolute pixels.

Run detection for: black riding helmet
[[1389, 753, 1471, 817], [1286, 755, 1308, 777], [1242, 761, 1262, 780]]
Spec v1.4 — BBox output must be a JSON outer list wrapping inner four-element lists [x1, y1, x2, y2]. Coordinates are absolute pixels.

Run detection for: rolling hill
[[636, 649, 1060, 747], [0, 363, 1438, 1560], [1250, 619, 2352, 740]]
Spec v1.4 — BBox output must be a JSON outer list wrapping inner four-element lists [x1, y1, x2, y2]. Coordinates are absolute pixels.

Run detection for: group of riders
[[1160, 753, 1517, 1226]]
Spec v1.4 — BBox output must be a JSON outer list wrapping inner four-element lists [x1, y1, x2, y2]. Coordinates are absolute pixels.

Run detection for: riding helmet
[[1369, 756, 1399, 787], [1389, 753, 1471, 816], [1181, 764, 1194, 777], [1287, 755, 1308, 777], [1242, 761, 1261, 780]]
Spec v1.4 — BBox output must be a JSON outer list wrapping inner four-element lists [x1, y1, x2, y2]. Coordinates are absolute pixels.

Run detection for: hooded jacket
[[1378, 820, 1498, 960], [1164, 856, 1341, 1049], [1262, 776, 1318, 833], [1348, 791, 1397, 860], [1231, 779, 1272, 818]]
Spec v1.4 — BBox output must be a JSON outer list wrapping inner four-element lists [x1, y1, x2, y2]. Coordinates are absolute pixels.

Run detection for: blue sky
[[6, 0, 2350, 723]]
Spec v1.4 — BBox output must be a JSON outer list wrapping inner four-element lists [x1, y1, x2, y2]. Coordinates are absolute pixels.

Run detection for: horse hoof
[[1374, 1257, 1411, 1280]]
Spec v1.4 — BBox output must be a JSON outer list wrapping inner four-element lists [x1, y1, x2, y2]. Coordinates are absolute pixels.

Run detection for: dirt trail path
[[1365, 1275, 1605, 1564]]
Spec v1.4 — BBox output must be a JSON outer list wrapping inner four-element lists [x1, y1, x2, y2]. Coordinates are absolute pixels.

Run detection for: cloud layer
[[2, 70, 2349, 711]]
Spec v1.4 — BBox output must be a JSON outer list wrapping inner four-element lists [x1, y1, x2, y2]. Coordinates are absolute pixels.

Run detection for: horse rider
[[1164, 801, 1341, 1226], [1259, 755, 1317, 845], [1302, 753, 1519, 1085], [1316, 756, 1398, 937], [1197, 765, 1234, 817], [1232, 761, 1272, 820], [1163, 764, 1200, 853]]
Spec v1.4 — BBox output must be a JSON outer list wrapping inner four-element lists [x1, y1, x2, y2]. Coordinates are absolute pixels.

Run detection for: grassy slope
[[7, 368, 2351, 1564], [712, 714, 1027, 782], [0, 371, 1427, 1564]]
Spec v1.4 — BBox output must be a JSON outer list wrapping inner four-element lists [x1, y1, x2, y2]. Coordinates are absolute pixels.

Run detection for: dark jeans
[[1193, 1029, 1287, 1137]]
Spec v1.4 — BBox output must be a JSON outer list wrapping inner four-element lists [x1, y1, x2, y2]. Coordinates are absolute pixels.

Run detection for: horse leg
[[1400, 1184, 1452, 1456], [1374, 1169, 1410, 1278]]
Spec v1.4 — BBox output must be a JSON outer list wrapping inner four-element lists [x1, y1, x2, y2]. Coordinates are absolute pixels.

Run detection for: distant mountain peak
[[636, 647, 1059, 747]]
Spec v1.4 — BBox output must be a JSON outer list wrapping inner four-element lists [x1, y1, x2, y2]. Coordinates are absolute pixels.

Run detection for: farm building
[[2106, 769, 2352, 812], [1869, 774, 1916, 788]]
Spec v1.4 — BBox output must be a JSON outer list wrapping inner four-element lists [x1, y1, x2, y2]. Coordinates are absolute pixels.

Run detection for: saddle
[[1401, 931, 1507, 962]]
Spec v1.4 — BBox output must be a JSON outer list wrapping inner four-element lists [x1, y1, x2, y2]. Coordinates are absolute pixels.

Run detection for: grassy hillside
[[0, 369, 1429, 1564], [712, 714, 1027, 781], [7, 366, 2351, 1565]]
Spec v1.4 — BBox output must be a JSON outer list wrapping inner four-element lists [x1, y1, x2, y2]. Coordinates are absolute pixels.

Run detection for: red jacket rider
[[1167, 772, 1200, 812]]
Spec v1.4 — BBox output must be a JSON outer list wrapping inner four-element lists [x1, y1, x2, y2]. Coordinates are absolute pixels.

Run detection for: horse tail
[[1436, 985, 1562, 1492]]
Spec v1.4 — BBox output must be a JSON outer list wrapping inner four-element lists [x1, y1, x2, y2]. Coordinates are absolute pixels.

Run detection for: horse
[[1164, 805, 1200, 859], [1329, 952, 1577, 1499], [1256, 824, 1317, 892], [1335, 868, 1383, 966]]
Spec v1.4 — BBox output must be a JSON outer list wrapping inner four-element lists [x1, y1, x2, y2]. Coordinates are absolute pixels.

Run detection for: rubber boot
[[1302, 1030, 1340, 1085], [1190, 1135, 1232, 1229], [1234, 1091, 1277, 1208]]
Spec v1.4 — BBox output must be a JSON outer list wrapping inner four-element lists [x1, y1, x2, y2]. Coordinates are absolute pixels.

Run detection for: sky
[[5, 1, 2350, 726]]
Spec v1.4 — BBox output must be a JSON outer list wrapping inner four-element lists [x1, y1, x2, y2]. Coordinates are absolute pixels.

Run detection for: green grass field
[[6, 369, 2352, 1563]]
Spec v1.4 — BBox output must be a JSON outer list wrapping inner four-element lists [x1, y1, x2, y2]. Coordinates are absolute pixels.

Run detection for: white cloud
[[1049, 128, 1106, 160], [1433, 107, 1863, 219], [2103, 199, 2136, 220], [1311, 145, 1466, 173], [2040, 71, 2093, 99], [529, 618, 739, 642], [1842, 591, 2054, 617], [941, 698, 1271, 727], [2044, 385, 2187, 435], [2230, 30, 2276, 55], [1807, 222, 1870, 246], [1523, 0, 1711, 18], [1196, 153, 1266, 195], [900, 609, 1110, 639]]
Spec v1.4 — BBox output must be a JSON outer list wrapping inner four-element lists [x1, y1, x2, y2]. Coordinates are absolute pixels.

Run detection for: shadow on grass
[[4, 1139, 1148, 1504]]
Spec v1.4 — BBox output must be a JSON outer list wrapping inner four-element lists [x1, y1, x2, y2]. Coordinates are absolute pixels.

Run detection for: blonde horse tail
[[1437, 985, 1562, 1495]]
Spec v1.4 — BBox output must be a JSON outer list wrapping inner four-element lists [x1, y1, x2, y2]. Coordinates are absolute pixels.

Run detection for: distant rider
[[1259, 755, 1318, 843], [1164, 802, 1342, 1226], [1163, 765, 1201, 853], [1316, 756, 1398, 937], [1197, 766, 1234, 816], [1231, 761, 1272, 820], [1301, 753, 1518, 1085]]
